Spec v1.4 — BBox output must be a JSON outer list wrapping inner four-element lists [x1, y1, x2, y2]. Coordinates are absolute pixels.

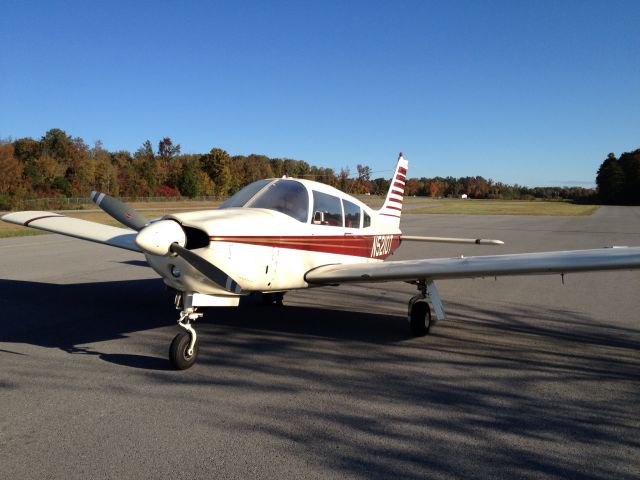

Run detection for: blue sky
[[1, 0, 638, 186]]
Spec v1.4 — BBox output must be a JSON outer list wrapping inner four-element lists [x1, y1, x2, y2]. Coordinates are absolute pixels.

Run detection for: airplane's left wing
[[305, 247, 640, 284], [2, 211, 141, 252]]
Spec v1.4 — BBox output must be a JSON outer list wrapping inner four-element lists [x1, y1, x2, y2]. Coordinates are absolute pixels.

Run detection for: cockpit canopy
[[219, 179, 309, 222], [219, 178, 371, 228]]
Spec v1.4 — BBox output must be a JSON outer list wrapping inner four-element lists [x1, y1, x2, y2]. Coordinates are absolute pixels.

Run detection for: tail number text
[[371, 235, 393, 258]]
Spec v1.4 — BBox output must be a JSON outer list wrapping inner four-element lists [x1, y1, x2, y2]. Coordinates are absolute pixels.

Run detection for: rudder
[[378, 153, 408, 228]]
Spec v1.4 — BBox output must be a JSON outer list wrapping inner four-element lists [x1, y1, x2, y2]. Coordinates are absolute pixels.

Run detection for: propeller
[[91, 191, 242, 293], [90, 191, 148, 231], [169, 243, 242, 294]]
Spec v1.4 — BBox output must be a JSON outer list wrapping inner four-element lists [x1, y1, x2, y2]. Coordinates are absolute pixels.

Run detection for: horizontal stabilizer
[[1, 211, 141, 252], [402, 235, 504, 245]]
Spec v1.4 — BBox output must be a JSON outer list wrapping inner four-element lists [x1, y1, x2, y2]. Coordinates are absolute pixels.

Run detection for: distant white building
[[460, 194, 468, 199]]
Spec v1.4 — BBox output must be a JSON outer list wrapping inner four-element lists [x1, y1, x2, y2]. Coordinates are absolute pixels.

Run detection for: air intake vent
[[183, 226, 210, 250]]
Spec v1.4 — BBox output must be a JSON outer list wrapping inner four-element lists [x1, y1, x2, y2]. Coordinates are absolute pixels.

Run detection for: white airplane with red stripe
[[4, 153, 640, 370]]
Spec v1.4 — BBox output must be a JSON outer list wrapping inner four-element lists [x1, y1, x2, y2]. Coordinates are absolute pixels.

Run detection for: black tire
[[169, 332, 199, 370], [410, 301, 431, 337]]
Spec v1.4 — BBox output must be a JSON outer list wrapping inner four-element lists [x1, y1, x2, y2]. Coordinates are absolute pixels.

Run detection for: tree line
[[595, 149, 640, 205], [0, 128, 604, 210]]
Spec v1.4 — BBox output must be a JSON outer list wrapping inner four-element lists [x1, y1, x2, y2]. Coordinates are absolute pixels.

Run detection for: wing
[[305, 247, 640, 284], [2, 211, 141, 252]]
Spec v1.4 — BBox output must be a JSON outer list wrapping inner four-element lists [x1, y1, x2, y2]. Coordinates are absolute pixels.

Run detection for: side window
[[312, 191, 343, 227], [363, 211, 371, 228], [343, 199, 361, 229]]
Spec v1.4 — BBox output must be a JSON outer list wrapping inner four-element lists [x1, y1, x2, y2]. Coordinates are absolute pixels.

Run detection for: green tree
[[596, 153, 625, 204], [32, 154, 64, 190], [135, 140, 158, 194], [178, 157, 203, 198], [201, 148, 232, 196], [41, 128, 74, 163], [619, 149, 640, 205], [158, 137, 181, 187], [14, 137, 41, 189]]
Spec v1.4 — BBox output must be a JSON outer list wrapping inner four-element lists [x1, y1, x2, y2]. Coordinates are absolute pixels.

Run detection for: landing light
[[170, 265, 181, 278]]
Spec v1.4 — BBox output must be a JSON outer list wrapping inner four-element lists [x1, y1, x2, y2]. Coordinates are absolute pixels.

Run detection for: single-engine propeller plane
[[3, 154, 640, 369]]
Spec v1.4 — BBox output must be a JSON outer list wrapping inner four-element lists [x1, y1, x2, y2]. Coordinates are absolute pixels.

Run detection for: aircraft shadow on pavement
[[0, 278, 412, 370], [157, 299, 640, 480], [2, 279, 638, 478]]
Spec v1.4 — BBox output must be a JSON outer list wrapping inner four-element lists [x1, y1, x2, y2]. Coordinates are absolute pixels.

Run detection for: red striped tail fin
[[378, 153, 408, 227]]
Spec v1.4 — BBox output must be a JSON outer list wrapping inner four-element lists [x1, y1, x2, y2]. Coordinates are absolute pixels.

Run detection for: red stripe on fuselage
[[209, 234, 401, 259]]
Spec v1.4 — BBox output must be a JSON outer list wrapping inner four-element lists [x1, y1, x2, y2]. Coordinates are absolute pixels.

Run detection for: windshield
[[249, 179, 309, 222], [219, 179, 273, 208]]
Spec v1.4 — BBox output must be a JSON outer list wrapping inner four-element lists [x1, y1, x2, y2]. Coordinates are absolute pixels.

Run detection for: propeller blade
[[169, 243, 243, 294], [91, 191, 148, 231]]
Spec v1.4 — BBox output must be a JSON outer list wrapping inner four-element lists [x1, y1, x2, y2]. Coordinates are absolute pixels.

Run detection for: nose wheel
[[169, 304, 202, 370], [169, 331, 200, 370]]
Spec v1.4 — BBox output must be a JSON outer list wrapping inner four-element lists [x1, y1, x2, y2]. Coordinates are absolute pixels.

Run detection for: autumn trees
[[3, 128, 624, 210], [0, 129, 371, 208]]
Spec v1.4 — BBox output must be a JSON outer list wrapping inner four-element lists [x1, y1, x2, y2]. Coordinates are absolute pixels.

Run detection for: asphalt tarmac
[[1, 206, 639, 479]]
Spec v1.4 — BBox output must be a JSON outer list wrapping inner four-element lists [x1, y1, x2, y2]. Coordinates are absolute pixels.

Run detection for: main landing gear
[[408, 280, 446, 337]]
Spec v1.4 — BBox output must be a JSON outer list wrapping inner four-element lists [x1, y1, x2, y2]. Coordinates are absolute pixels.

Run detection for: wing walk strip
[[23, 214, 65, 226]]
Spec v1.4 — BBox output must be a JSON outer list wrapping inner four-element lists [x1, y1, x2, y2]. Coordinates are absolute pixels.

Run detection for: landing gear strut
[[408, 281, 431, 336], [169, 295, 203, 370], [408, 280, 446, 337]]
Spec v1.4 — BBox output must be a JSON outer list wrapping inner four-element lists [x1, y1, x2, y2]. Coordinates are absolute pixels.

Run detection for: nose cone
[[135, 219, 186, 256]]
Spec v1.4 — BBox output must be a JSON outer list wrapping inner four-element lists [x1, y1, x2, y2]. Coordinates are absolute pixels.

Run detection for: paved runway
[[1, 206, 639, 479]]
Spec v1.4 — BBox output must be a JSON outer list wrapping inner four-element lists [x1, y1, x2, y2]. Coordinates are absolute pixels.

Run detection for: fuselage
[[145, 178, 402, 295]]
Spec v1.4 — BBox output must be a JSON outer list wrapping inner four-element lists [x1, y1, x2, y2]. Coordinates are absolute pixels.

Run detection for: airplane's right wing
[[1, 211, 141, 252], [305, 247, 640, 284]]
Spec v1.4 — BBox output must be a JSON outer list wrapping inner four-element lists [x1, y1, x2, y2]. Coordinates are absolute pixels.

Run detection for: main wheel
[[169, 332, 199, 370], [409, 300, 431, 337]]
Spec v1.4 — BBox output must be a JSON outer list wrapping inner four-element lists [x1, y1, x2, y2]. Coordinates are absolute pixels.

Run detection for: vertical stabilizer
[[378, 153, 408, 228]]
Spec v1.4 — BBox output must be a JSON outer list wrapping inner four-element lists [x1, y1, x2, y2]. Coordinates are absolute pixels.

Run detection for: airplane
[[3, 153, 640, 370]]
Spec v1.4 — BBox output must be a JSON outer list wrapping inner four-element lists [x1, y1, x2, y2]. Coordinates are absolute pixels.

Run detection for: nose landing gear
[[169, 307, 202, 370]]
